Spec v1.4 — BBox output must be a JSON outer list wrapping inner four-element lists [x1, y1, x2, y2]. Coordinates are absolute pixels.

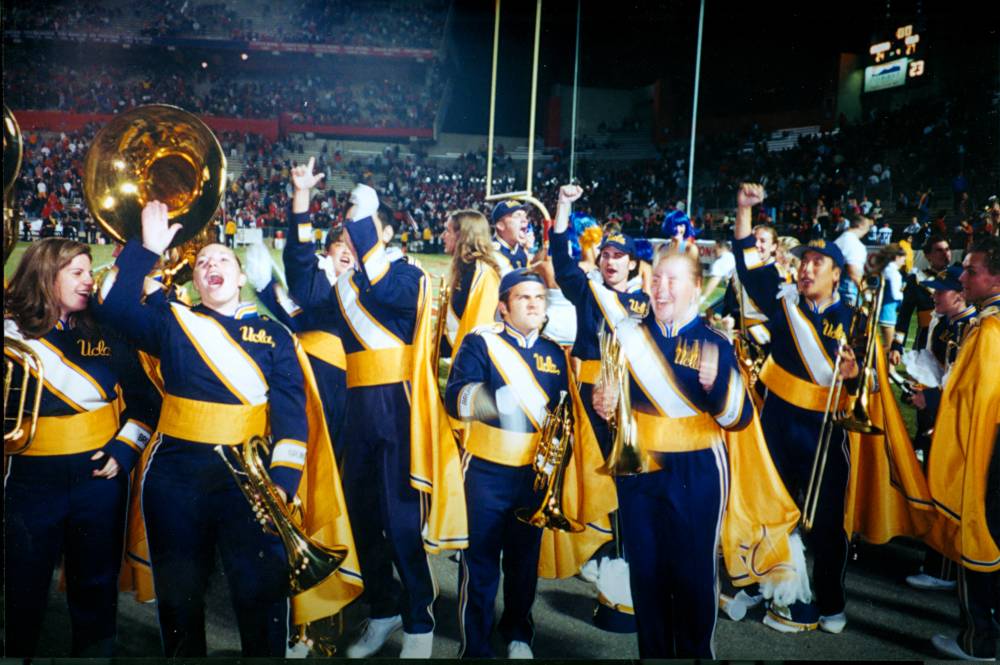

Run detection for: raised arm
[[732, 184, 781, 318], [549, 184, 593, 305], [92, 201, 178, 354], [285, 157, 335, 309]]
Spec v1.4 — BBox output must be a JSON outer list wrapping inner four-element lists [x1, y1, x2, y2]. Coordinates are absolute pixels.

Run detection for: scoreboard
[[864, 24, 927, 93]]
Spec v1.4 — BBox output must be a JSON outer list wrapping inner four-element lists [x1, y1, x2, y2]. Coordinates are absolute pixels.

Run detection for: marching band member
[[94, 202, 358, 657], [4, 238, 158, 657], [926, 236, 1000, 661], [717, 223, 781, 356], [591, 251, 755, 657], [439, 210, 501, 362], [733, 183, 857, 634], [491, 200, 530, 274], [889, 233, 954, 368], [901, 265, 975, 592], [284, 163, 467, 659], [246, 232, 352, 458], [549, 184, 649, 457], [444, 269, 566, 659]]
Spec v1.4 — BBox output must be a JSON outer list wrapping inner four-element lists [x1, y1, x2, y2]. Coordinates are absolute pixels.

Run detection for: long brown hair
[[5, 238, 96, 339], [447, 210, 500, 291]]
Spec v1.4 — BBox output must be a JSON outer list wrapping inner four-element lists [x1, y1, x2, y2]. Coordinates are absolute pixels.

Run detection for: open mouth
[[206, 273, 224, 287]]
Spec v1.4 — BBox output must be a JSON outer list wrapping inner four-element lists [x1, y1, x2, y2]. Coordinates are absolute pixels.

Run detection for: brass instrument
[[82, 104, 226, 283], [596, 325, 651, 476], [516, 390, 584, 533], [734, 280, 766, 388], [4, 338, 44, 455], [4, 105, 23, 264], [801, 275, 884, 532], [214, 437, 348, 593], [432, 274, 452, 371]]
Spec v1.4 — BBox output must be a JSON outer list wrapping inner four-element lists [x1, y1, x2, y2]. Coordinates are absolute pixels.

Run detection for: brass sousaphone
[[83, 104, 227, 281]]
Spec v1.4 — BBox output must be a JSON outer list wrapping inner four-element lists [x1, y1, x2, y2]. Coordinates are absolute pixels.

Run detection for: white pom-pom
[[760, 531, 813, 607]]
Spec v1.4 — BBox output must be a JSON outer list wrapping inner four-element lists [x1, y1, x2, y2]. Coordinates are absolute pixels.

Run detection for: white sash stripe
[[781, 295, 835, 386], [741, 283, 769, 322], [362, 245, 390, 284], [446, 305, 460, 345], [616, 322, 699, 418], [748, 323, 771, 345], [743, 247, 764, 270], [170, 304, 269, 405], [714, 369, 746, 429], [480, 333, 548, 426], [4, 320, 107, 411], [589, 281, 631, 329], [336, 272, 402, 350], [493, 251, 514, 276], [271, 440, 307, 467]]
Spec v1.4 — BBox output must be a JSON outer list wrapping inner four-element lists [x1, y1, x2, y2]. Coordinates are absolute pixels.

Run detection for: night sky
[[445, 0, 999, 135]]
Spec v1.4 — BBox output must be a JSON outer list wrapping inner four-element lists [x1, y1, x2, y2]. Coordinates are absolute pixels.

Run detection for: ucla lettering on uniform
[[629, 299, 649, 317], [822, 320, 846, 341], [533, 353, 561, 375], [240, 325, 276, 347], [77, 338, 112, 357], [674, 338, 701, 369]]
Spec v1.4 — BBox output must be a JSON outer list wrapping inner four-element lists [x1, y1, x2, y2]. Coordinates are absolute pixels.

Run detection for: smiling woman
[[4, 238, 160, 658]]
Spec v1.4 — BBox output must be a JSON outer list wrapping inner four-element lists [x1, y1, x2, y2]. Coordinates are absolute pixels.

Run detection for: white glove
[[495, 385, 528, 431], [244, 241, 273, 291], [349, 184, 379, 222]]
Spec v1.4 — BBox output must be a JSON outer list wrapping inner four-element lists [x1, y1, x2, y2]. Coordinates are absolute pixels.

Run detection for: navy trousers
[[458, 456, 544, 657], [957, 568, 999, 658], [341, 384, 436, 634], [759, 389, 850, 616], [141, 439, 290, 657], [615, 445, 727, 658], [306, 355, 347, 462], [4, 450, 129, 657]]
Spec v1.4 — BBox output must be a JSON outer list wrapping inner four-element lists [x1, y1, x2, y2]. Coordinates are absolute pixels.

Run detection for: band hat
[[499, 268, 545, 297], [791, 239, 846, 270], [491, 200, 531, 224], [922, 265, 964, 292], [599, 232, 636, 257]]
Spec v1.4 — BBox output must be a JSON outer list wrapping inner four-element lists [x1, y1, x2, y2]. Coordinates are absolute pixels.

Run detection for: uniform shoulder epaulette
[[471, 322, 504, 336]]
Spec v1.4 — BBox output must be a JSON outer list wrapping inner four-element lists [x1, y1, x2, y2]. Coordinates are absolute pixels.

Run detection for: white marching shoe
[[345, 615, 403, 658], [931, 634, 995, 661], [720, 589, 764, 621], [906, 573, 957, 591], [399, 631, 434, 658], [818, 611, 847, 634], [507, 641, 534, 659]]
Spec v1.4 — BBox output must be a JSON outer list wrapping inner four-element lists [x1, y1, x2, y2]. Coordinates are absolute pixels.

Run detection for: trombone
[[800, 275, 884, 532]]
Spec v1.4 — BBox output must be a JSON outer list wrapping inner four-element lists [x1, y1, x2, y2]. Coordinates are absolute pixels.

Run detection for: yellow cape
[[121, 342, 364, 624], [451, 260, 501, 359], [924, 314, 1000, 572], [844, 338, 935, 544], [537, 354, 616, 579], [722, 410, 801, 588], [409, 272, 470, 553]]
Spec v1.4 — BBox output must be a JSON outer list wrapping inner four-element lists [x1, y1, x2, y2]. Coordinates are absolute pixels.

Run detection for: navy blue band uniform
[[734, 233, 855, 627], [610, 307, 753, 658], [255, 276, 348, 460], [891, 266, 950, 355], [445, 322, 568, 657], [93, 240, 310, 657], [493, 235, 528, 275], [4, 316, 159, 657], [284, 210, 439, 636], [549, 227, 650, 457]]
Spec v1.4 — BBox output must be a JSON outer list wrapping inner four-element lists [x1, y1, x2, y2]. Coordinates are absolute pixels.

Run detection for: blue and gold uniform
[[4, 316, 158, 656], [891, 264, 945, 356], [445, 320, 567, 657], [609, 307, 753, 657], [285, 209, 467, 638], [95, 240, 314, 657], [438, 260, 500, 363], [492, 236, 528, 275], [549, 228, 650, 456], [255, 278, 348, 459], [734, 235, 854, 628]]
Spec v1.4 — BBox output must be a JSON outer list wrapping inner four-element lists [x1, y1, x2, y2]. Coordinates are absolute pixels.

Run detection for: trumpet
[[801, 275, 884, 532], [516, 390, 584, 533], [432, 274, 452, 371], [4, 338, 44, 455], [214, 437, 348, 593], [734, 282, 767, 388], [597, 325, 651, 476]]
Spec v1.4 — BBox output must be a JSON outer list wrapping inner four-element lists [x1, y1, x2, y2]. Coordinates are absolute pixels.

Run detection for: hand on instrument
[[141, 200, 181, 255], [737, 183, 766, 209], [839, 345, 860, 380], [274, 486, 289, 505], [91, 450, 121, 479], [698, 341, 720, 391], [592, 381, 619, 421], [558, 184, 584, 205], [291, 157, 326, 193], [888, 349, 902, 366]]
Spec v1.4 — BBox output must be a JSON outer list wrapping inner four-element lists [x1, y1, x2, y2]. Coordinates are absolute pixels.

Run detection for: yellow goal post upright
[[484, 0, 551, 222]]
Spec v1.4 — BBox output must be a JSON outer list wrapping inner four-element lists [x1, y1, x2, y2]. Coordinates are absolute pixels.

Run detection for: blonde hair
[[653, 250, 703, 287], [447, 210, 501, 291], [5, 238, 96, 338]]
